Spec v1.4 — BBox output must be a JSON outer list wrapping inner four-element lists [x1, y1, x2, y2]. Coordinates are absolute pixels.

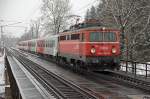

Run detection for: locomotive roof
[[60, 26, 120, 34]]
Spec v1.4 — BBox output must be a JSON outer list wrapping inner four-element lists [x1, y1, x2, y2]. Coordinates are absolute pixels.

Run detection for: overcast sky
[[0, 0, 98, 37]]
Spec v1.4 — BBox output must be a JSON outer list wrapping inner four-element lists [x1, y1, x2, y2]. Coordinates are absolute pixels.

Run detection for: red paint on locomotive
[[59, 28, 120, 56], [59, 27, 120, 68]]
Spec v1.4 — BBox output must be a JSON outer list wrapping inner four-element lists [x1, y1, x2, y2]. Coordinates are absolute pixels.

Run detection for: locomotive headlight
[[112, 48, 117, 53], [91, 48, 96, 54]]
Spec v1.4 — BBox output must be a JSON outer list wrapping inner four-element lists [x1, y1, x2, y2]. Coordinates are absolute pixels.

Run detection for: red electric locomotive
[[58, 20, 120, 70]]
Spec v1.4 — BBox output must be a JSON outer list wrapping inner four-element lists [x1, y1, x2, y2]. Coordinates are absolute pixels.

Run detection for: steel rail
[[9, 49, 98, 99]]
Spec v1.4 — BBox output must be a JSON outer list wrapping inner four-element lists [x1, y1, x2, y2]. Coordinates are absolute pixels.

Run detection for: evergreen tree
[[89, 6, 97, 19], [85, 9, 90, 20]]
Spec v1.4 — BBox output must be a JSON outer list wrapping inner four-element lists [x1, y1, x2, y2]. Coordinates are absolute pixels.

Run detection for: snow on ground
[[0, 52, 5, 96]]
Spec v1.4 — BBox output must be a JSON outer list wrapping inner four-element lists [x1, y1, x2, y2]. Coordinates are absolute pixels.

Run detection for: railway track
[[8, 49, 98, 99], [12, 48, 150, 94]]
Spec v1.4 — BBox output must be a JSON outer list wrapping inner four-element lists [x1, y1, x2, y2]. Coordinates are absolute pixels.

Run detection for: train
[[17, 19, 121, 71]]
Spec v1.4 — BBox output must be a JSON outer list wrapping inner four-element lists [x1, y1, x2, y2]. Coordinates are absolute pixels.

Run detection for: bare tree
[[30, 19, 41, 38], [41, 0, 71, 34], [96, 0, 150, 61]]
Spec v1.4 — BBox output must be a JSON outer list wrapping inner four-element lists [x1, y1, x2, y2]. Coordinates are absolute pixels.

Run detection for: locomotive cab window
[[90, 32, 116, 42], [90, 32, 103, 42], [104, 32, 116, 42]]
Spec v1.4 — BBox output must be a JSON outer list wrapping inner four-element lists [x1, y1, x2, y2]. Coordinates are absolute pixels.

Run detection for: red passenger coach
[[59, 27, 120, 70], [36, 39, 45, 54]]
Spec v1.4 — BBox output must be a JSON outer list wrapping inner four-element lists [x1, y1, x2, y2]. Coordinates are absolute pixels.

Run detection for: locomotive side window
[[81, 33, 85, 42], [60, 36, 66, 40], [104, 32, 116, 42], [71, 34, 80, 40], [66, 35, 70, 40]]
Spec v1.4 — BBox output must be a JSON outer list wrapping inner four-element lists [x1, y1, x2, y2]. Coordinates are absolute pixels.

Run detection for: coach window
[[46, 41, 47, 47], [71, 34, 80, 40], [33, 42, 35, 47], [42, 42, 44, 47], [51, 40, 54, 47], [47, 41, 49, 47], [39, 42, 40, 47], [43, 41, 44, 47], [49, 41, 50, 47], [49, 40, 54, 47], [40, 41, 42, 47], [38, 42, 40, 47]]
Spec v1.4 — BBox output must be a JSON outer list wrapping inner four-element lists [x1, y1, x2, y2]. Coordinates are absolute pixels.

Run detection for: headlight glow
[[91, 48, 96, 54], [112, 48, 117, 53]]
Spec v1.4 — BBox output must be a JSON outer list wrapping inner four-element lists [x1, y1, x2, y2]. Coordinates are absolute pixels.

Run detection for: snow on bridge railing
[[120, 60, 150, 78]]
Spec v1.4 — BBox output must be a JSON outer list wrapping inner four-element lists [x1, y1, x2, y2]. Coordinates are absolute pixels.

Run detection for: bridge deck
[[6, 56, 52, 99]]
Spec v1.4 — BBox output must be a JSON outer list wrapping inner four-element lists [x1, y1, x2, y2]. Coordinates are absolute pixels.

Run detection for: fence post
[[146, 64, 147, 78], [132, 61, 134, 74], [126, 61, 128, 73], [134, 62, 136, 76]]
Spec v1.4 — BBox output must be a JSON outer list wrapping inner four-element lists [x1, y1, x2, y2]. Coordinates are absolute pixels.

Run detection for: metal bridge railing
[[120, 60, 150, 78]]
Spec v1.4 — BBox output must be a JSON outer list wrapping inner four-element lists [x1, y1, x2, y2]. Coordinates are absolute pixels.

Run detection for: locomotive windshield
[[90, 32, 116, 42]]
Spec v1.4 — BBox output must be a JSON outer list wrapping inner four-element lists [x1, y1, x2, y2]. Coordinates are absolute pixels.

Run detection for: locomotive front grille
[[86, 56, 120, 64]]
